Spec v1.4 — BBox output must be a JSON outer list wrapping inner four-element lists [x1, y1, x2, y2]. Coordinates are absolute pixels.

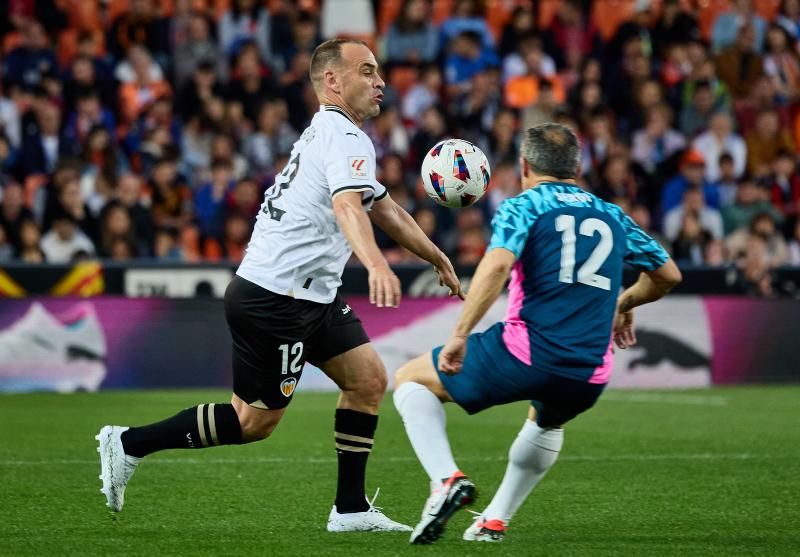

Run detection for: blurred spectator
[[722, 175, 784, 233], [483, 109, 518, 165], [365, 106, 409, 160], [0, 182, 33, 252], [504, 38, 563, 109], [173, 13, 220, 90], [581, 109, 615, 173], [732, 235, 779, 296], [3, 21, 57, 90], [631, 202, 669, 250], [117, 46, 172, 127], [385, 0, 439, 64], [0, 83, 21, 149], [712, 0, 767, 54], [454, 69, 501, 139], [229, 178, 261, 220], [439, 0, 495, 53], [153, 227, 182, 260], [663, 186, 724, 244], [219, 0, 272, 64], [116, 174, 154, 251], [0, 134, 16, 178], [787, 218, 800, 264], [243, 100, 298, 180], [445, 30, 498, 96], [541, 0, 600, 71], [713, 153, 740, 207], [503, 34, 556, 85], [228, 43, 278, 125], [402, 64, 442, 124], [107, 0, 169, 62], [98, 202, 140, 258], [692, 112, 746, 182], [631, 104, 686, 176], [498, 6, 534, 58], [194, 158, 235, 239], [40, 211, 95, 263], [210, 134, 248, 180], [596, 154, 641, 206], [607, 0, 653, 65], [20, 100, 68, 176], [763, 24, 800, 104], [486, 160, 520, 212], [55, 177, 98, 243], [736, 75, 790, 134], [768, 150, 800, 218], [520, 79, 563, 131], [745, 110, 795, 176], [149, 155, 191, 230], [409, 106, 448, 171], [651, 0, 699, 58], [17, 219, 44, 262], [63, 89, 117, 150], [727, 211, 788, 266], [714, 24, 764, 99], [777, 0, 800, 40], [671, 211, 714, 265], [679, 81, 721, 138], [0, 222, 12, 261], [203, 211, 251, 262], [661, 150, 719, 215], [178, 60, 226, 123]]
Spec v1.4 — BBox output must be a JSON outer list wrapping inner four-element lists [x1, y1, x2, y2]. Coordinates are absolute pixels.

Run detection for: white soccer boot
[[327, 489, 412, 532], [463, 513, 507, 542], [96, 425, 140, 512], [0, 302, 107, 392], [409, 471, 476, 544]]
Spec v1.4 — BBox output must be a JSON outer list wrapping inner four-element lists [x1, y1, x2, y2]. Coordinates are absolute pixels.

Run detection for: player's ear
[[520, 157, 530, 179], [325, 69, 341, 94]]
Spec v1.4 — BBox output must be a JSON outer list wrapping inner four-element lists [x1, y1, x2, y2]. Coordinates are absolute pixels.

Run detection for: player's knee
[[239, 416, 280, 442]]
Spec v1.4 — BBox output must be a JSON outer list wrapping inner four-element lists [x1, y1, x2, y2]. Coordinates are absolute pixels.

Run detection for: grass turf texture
[[1, 387, 798, 556]]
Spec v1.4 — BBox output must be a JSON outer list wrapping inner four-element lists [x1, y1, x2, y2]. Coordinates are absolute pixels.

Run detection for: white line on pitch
[[600, 392, 728, 406], [1, 452, 791, 466]]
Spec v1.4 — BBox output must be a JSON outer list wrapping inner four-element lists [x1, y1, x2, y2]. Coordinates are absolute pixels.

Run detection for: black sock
[[121, 403, 243, 458], [334, 409, 378, 513]]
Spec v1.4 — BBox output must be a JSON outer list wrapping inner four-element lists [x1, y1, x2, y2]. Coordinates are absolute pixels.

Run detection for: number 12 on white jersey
[[555, 215, 613, 291]]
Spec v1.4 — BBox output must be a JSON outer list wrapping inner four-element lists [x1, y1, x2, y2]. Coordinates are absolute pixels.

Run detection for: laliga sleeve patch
[[348, 156, 369, 179]]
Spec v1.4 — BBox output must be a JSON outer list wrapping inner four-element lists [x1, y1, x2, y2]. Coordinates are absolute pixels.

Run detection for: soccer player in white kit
[[96, 39, 463, 533]]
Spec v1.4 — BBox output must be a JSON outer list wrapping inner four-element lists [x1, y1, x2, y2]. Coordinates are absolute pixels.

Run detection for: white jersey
[[236, 105, 387, 304]]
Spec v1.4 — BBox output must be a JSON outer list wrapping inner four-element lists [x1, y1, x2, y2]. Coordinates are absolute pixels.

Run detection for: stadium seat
[[2, 32, 22, 55], [378, 0, 403, 34], [485, 0, 533, 41], [23, 175, 48, 210], [432, 0, 456, 25]]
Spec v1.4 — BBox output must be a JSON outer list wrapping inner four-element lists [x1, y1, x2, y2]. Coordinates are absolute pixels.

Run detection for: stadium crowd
[[1, 0, 800, 294]]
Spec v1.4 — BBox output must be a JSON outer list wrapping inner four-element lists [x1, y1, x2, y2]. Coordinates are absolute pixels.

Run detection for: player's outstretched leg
[[393, 354, 477, 545], [464, 407, 563, 542], [321, 344, 411, 532], [97, 394, 283, 512]]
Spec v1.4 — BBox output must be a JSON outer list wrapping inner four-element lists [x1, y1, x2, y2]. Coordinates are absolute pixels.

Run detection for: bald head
[[309, 38, 368, 93]]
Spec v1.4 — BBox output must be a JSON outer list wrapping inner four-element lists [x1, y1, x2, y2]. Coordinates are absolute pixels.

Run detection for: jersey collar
[[321, 104, 358, 126]]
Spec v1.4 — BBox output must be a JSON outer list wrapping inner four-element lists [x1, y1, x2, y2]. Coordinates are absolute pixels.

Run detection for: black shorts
[[224, 275, 370, 410]]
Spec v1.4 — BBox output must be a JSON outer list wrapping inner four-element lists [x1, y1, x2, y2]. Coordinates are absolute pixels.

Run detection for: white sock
[[393, 382, 459, 486], [482, 419, 563, 524]]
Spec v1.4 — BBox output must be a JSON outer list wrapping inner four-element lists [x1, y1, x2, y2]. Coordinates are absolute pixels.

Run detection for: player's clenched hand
[[368, 264, 401, 308], [438, 335, 467, 375], [433, 254, 464, 300], [613, 310, 636, 349]]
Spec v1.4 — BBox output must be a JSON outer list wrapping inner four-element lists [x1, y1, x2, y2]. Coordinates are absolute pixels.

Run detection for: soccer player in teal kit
[[393, 123, 682, 544]]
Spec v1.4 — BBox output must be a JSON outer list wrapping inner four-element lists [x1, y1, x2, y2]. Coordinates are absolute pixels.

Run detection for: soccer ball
[[421, 139, 491, 208]]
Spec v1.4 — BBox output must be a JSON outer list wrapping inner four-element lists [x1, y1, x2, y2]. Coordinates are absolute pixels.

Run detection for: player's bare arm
[[333, 191, 401, 308], [439, 248, 516, 375], [369, 196, 463, 299], [614, 259, 682, 349]]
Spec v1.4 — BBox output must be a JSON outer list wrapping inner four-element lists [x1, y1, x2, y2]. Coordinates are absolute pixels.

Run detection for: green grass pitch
[[1, 387, 799, 556]]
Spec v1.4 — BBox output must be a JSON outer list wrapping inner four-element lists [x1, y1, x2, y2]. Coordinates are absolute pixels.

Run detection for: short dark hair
[[309, 38, 368, 91], [520, 123, 581, 179]]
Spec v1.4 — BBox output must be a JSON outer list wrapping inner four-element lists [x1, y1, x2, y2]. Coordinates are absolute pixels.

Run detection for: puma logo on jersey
[[341, 305, 352, 315], [349, 157, 368, 179], [345, 132, 358, 137]]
